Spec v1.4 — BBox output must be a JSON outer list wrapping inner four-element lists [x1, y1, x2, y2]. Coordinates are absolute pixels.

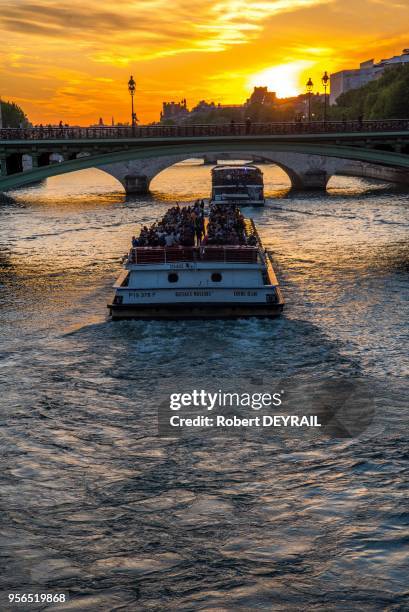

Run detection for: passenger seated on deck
[[165, 233, 176, 246]]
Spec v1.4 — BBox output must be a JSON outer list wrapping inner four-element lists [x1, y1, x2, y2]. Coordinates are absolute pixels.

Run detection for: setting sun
[[249, 61, 314, 98]]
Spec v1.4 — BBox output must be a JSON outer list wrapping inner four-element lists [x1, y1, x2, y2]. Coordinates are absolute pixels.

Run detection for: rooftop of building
[[331, 49, 409, 78]]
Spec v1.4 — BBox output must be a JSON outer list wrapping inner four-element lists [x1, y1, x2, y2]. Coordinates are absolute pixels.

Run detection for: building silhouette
[[160, 88, 276, 124], [160, 99, 188, 121], [246, 87, 276, 106], [330, 49, 409, 104]]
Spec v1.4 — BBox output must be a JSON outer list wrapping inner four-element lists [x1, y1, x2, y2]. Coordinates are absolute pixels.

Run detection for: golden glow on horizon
[[249, 61, 314, 98], [0, 0, 407, 124]]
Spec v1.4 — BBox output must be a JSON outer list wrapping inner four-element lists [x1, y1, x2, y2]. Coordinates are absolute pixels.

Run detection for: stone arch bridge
[[1, 121, 409, 195]]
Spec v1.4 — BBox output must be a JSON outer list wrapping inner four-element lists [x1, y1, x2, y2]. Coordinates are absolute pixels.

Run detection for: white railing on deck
[[128, 245, 258, 265]]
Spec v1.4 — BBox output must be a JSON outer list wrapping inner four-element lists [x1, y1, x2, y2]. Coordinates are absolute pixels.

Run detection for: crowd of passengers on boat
[[207, 203, 256, 245], [131, 202, 258, 249], [132, 201, 205, 248]]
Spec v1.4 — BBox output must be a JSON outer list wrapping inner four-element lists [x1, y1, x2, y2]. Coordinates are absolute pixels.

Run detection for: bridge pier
[[203, 155, 218, 165], [5, 153, 24, 175], [123, 174, 150, 195], [252, 156, 269, 164], [291, 170, 329, 192]]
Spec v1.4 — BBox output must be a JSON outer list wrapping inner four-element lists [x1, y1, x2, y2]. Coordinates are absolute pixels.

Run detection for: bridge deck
[[1, 121, 409, 193]]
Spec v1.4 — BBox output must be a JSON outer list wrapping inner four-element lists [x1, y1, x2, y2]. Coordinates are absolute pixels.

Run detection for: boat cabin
[[211, 165, 264, 206]]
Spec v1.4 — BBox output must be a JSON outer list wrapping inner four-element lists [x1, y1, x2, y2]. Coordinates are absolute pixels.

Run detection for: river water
[[0, 162, 408, 611]]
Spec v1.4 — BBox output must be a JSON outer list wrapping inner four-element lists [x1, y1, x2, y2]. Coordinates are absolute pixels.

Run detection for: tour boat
[[108, 212, 283, 320], [210, 164, 265, 206]]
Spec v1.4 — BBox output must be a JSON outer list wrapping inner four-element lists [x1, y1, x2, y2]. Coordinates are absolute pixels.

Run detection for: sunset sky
[[1, 0, 408, 125]]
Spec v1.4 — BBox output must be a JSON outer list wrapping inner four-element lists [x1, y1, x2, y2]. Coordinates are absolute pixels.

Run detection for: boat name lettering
[[175, 291, 212, 297], [169, 263, 192, 269], [234, 290, 258, 296], [128, 291, 157, 298]]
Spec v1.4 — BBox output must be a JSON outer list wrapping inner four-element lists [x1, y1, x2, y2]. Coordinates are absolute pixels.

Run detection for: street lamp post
[[128, 75, 136, 131], [322, 71, 329, 124], [306, 78, 314, 123]]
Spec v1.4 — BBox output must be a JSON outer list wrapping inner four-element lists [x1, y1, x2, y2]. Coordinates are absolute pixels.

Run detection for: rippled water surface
[[1, 162, 409, 611]]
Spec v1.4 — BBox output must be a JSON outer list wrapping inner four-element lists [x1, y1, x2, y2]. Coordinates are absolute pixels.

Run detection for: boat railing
[[128, 246, 259, 265]]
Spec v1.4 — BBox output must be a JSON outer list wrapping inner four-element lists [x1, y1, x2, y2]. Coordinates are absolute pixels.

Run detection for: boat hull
[[210, 199, 265, 207], [108, 301, 283, 320]]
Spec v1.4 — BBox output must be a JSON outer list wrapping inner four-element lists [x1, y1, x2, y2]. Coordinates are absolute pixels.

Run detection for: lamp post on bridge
[[306, 78, 314, 123], [322, 71, 329, 125], [128, 75, 137, 132]]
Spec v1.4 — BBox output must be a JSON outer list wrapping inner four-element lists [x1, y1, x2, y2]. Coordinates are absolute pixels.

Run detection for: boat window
[[211, 272, 222, 282], [168, 273, 179, 283]]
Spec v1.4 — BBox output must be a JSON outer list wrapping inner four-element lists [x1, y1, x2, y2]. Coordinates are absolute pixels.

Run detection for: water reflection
[[0, 162, 408, 608]]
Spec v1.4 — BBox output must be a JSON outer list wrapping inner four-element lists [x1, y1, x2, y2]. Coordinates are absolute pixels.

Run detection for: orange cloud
[[0, 0, 407, 124]]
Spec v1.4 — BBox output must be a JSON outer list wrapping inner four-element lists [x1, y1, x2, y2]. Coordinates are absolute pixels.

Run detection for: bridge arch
[[99, 150, 337, 194], [145, 154, 294, 192]]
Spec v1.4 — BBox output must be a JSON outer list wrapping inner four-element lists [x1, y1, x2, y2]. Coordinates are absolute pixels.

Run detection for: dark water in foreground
[[0, 163, 408, 611]]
